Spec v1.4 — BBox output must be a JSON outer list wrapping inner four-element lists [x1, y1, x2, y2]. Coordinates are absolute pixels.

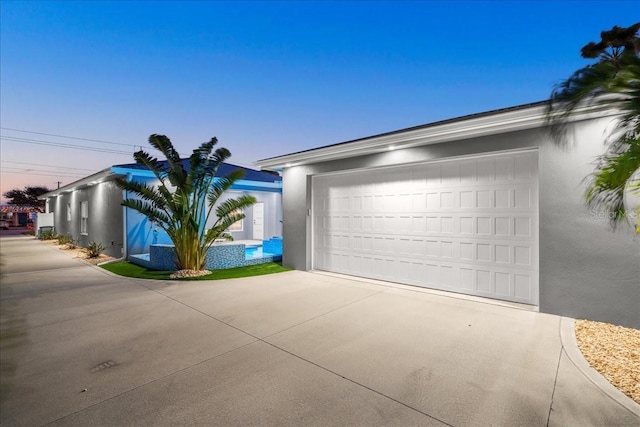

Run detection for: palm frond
[[586, 136, 640, 228], [201, 169, 246, 227], [211, 147, 232, 167], [214, 195, 257, 220], [148, 135, 188, 188], [546, 24, 640, 228], [121, 134, 257, 270], [115, 178, 167, 207], [121, 198, 171, 228], [132, 150, 168, 183], [202, 195, 257, 249], [204, 216, 243, 246], [207, 169, 246, 206]]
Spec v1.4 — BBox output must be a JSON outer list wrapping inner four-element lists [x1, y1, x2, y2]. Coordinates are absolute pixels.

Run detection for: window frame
[[227, 209, 244, 232], [80, 201, 88, 235]]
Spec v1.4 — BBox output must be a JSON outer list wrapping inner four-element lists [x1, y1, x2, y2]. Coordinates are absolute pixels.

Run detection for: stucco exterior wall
[[47, 180, 124, 258], [282, 116, 640, 328], [538, 120, 640, 328]]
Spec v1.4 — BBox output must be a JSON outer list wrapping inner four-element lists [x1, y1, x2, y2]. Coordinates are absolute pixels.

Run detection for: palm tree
[[116, 134, 256, 271], [546, 23, 640, 229]]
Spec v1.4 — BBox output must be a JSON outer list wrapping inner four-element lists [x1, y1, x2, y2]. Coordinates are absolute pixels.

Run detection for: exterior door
[[252, 202, 264, 240], [312, 150, 539, 305]]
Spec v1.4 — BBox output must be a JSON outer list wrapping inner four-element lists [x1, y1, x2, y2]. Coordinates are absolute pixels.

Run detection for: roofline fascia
[[39, 169, 117, 199], [230, 179, 283, 193], [254, 103, 618, 170], [39, 166, 282, 200], [110, 166, 281, 183], [110, 166, 158, 178]]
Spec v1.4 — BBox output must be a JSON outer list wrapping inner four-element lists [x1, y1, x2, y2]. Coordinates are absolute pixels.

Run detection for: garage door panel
[[476, 157, 496, 182], [319, 218, 533, 242], [312, 151, 539, 305], [320, 248, 539, 304], [495, 156, 515, 180]]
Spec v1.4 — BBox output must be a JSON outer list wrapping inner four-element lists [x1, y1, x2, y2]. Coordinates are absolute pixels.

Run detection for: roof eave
[[110, 166, 157, 177], [39, 168, 118, 199], [254, 102, 617, 170]]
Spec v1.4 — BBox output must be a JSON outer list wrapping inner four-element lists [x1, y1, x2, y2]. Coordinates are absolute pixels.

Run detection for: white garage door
[[312, 150, 539, 305]]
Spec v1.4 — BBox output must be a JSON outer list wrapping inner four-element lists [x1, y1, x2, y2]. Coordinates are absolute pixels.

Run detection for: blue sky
[[1, 1, 638, 199]]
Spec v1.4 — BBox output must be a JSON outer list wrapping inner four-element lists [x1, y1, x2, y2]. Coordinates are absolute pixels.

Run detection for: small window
[[67, 203, 71, 222], [227, 210, 243, 232], [80, 201, 88, 235]]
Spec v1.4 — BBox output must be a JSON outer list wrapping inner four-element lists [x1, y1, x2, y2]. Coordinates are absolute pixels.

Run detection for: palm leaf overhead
[[116, 134, 256, 270], [546, 23, 640, 230]]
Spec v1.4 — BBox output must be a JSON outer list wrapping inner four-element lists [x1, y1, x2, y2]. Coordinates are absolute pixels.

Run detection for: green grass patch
[[100, 262, 173, 280], [100, 261, 291, 281]]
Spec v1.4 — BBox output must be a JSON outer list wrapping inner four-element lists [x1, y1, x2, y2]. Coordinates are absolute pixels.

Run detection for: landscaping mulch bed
[[43, 240, 116, 265], [575, 319, 640, 404]]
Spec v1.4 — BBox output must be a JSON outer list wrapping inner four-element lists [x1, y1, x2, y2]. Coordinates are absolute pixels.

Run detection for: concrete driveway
[[1, 236, 638, 426]]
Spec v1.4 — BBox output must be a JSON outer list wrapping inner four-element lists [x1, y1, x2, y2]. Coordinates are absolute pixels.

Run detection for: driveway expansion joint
[[147, 286, 452, 426], [545, 345, 563, 427], [261, 288, 387, 340], [260, 339, 454, 427]]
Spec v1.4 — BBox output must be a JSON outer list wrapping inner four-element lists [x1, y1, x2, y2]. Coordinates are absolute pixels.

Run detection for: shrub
[[56, 234, 71, 245], [85, 241, 106, 258], [40, 229, 56, 240], [57, 234, 76, 249]]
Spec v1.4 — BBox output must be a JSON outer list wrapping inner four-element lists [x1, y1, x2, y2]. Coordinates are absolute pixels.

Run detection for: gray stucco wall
[[282, 116, 640, 328], [47, 180, 124, 258], [538, 119, 639, 328]]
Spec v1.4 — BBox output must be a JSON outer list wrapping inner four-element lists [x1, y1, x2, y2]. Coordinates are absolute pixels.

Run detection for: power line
[[0, 160, 98, 172], [0, 126, 146, 149], [1, 165, 88, 175], [0, 166, 90, 177], [0, 136, 134, 155], [0, 169, 89, 178]]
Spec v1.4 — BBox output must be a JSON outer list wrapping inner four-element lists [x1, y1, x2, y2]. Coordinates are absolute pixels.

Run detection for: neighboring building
[[255, 101, 640, 329], [0, 205, 40, 227], [41, 161, 282, 259]]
